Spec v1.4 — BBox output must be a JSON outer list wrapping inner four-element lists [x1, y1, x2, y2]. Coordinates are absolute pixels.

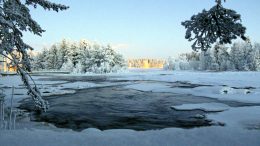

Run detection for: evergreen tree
[[182, 0, 247, 51], [0, 0, 68, 111], [31, 49, 47, 70], [32, 39, 127, 74], [46, 45, 59, 70], [230, 42, 254, 71], [212, 43, 231, 71], [200, 50, 213, 70], [253, 43, 260, 71], [104, 45, 116, 67], [114, 54, 126, 68], [57, 39, 70, 68], [69, 43, 81, 67]]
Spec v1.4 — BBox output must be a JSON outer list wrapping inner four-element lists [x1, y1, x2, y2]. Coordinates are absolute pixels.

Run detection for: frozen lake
[[2, 71, 260, 146], [19, 75, 259, 131]]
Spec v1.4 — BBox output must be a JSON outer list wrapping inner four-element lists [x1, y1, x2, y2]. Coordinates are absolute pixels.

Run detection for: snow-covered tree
[[164, 52, 200, 71], [67, 43, 78, 67], [77, 39, 91, 72], [61, 58, 74, 72], [31, 53, 44, 70], [113, 54, 126, 68], [163, 57, 174, 70], [0, 0, 68, 111], [230, 42, 255, 71], [212, 43, 231, 71], [33, 40, 127, 74], [168, 41, 260, 72], [253, 43, 260, 71], [200, 50, 213, 70], [46, 45, 59, 70], [57, 39, 70, 69], [73, 62, 84, 74], [182, 0, 247, 51]]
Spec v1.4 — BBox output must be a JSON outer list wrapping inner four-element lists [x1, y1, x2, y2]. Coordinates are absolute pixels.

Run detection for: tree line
[[31, 39, 127, 74], [164, 42, 260, 71]]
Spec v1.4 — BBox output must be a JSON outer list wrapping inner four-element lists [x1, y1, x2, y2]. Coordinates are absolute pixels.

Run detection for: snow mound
[[1, 126, 260, 146]]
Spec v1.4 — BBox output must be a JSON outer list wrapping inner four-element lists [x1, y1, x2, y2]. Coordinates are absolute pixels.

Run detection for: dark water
[[19, 88, 220, 131], [19, 76, 259, 131]]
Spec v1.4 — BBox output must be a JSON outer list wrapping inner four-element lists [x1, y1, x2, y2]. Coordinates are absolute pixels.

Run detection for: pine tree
[[31, 50, 46, 70], [31, 39, 127, 74], [57, 39, 70, 69], [253, 43, 260, 71], [244, 43, 255, 71], [200, 49, 213, 70], [46, 44, 59, 70], [114, 54, 126, 68], [68, 43, 81, 67], [0, 0, 68, 111], [212, 43, 231, 71], [230, 42, 254, 71], [182, 0, 247, 51], [104, 45, 115, 67]]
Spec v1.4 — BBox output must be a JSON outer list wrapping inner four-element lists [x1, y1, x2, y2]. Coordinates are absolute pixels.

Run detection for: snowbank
[[1, 126, 260, 146]]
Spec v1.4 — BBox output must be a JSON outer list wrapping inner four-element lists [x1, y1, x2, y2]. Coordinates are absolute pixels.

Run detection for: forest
[[164, 42, 260, 71]]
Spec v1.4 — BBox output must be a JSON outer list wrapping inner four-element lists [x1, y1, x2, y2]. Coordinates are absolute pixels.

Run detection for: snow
[[0, 76, 99, 106], [0, 105, 259, 146], [121, 70, 260, 103], [1, 70, 260, 105], [220, 87, 235, 94], [1, 70, 260, 146], [0, 126, 260, 146], [0, 76, 67, 88], [171, 103, 230, 112], [208, 106, 260, 128], [56, 81, 97, 89], [124, 82, 171, 92], [117, 70, 260, 88], [124, 83, 260, 103]]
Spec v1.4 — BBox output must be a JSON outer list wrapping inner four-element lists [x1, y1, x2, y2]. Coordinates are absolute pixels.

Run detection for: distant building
[[0, 55, 17, 73], [128, 59, 165, 69]]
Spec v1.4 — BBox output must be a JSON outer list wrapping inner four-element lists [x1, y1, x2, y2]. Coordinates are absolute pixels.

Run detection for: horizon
[[23, 0, 260, 59]]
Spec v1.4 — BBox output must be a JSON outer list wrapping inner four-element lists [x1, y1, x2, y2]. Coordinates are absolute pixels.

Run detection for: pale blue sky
[[24, 0, 260, 59]]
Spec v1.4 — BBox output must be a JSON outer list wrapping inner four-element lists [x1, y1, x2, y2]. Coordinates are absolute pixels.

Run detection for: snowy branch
[[0, 0, 68, 111], [182, 0, 247, 51]]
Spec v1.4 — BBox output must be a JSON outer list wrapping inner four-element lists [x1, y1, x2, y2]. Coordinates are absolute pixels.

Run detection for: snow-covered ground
[[0, 69, 260, 146], [0, 75, 116, 106], [121, 70, 260, 103], [171, 103, 230, 112]]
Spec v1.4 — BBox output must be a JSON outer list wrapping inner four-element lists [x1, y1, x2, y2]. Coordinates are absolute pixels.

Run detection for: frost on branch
[[0, 0, 68, 111], [182, 0, 247, 51]]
